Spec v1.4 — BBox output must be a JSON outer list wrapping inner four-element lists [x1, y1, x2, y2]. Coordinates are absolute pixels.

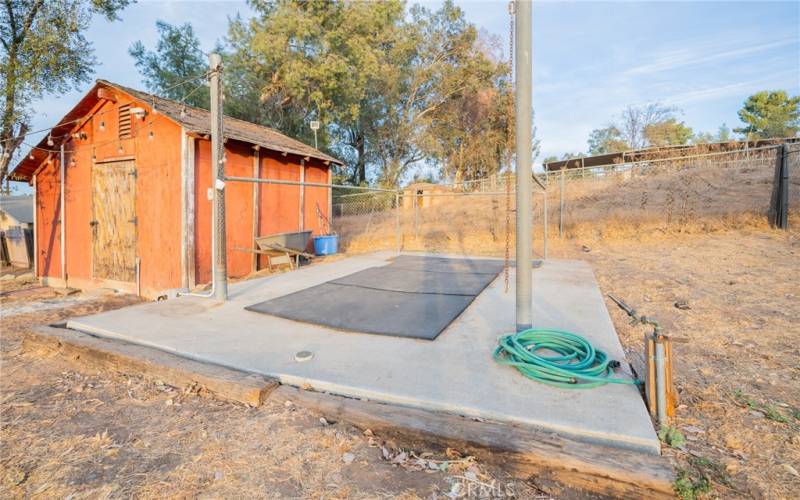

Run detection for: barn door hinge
[[128, 217, 137, 225], [128, 170, 138, 178]]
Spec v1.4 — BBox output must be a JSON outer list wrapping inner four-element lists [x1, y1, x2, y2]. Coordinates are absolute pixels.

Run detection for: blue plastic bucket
[[313, 234, 338, 255]]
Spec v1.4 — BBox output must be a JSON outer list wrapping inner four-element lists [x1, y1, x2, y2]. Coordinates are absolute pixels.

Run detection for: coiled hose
[[493, 328, 641, 389]]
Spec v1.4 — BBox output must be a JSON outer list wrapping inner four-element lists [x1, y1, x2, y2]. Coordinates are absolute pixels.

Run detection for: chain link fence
[[331, 143, 797, 258]]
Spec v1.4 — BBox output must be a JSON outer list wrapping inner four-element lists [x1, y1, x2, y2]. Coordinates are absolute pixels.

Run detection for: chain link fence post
[[559, 169, 565, 238], [542, 188, 548, 259], [414, 192, 419, 238], [395, 190, 401, 255]]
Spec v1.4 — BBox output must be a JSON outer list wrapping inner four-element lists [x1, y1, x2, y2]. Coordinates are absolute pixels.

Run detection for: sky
[[16, 0, 800, 176]]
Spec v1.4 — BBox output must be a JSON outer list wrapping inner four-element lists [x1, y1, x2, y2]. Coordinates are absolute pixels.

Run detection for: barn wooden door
[[91, 160, 137, 282]]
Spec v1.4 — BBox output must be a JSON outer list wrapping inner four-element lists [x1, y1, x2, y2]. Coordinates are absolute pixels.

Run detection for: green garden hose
[[493, 328, 641, 389]]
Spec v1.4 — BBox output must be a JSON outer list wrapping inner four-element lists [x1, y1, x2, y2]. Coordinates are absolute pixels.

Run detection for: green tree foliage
[[0, 0, 130, 186], [129, 21, 210, 109], [386, 3, 514, 185], [644, 118, 693, 147], [692, 123, 731, 144], [133, 0, 519, 187], [734, 90, 800, 139], [587, 126, 628, 154]]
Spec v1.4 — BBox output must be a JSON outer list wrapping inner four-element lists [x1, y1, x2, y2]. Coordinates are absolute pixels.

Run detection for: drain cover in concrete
[[246, 256, 502, 340]]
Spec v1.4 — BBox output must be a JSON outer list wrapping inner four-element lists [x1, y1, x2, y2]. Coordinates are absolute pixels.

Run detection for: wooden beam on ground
[[271, 386, 675, 499], [23, 326, 277, 407]]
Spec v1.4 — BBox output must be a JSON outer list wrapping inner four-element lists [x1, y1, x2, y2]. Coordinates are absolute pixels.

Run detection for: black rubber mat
[[330, 267, 495, 295], [245, 256, 502, 340], [388, 255, 505, 275], [246, 283, 476, 339]]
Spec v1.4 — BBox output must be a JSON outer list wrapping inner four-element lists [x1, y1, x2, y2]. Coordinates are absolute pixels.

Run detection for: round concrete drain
[[294, 350, 314, 362]]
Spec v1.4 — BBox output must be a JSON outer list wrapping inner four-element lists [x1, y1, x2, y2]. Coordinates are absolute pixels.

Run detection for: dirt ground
[[0, 283, 545, 498], [2, 223, 799, 498]]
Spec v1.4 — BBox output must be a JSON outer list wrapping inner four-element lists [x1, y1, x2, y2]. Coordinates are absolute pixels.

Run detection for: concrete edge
[[272, 385, 676, 499], [66, 318, 661, 455], [23, 325, 278, 407], [22, 324, 674, 499]]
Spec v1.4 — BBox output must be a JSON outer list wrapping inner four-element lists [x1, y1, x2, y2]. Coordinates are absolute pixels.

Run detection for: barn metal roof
[[0, 195, 33, 224], [10, 80, 342, 183]]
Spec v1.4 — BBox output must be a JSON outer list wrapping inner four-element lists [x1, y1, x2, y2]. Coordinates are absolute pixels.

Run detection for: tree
[[693, 123, 731, 144], [644, 118, 693, 147], [0, 0, 130, 186], [415, 26, 516, 184], [225, 0, 408, 184], [734, 90, 800, 139], [224, 0, 513, 186], [375, 1, 520, 185], [587, 126, 628, 154], [618, 103, 677, 149], [129, 21, 211, 109]]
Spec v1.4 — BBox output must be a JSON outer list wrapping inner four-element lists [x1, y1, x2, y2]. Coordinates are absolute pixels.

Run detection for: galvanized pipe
[[209, 53, 228, 301], [223, 175, 397, 193], [542, 190, 548, 259], [395, 191, 401, 255], [60, 143, 66, 284], [654, 335, 668, 426], [515, 0, 533, 331], [559, 169, 565, 238]]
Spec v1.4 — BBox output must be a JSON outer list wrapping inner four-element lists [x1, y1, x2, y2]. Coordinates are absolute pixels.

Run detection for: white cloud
[[624, 37, 797, 76]]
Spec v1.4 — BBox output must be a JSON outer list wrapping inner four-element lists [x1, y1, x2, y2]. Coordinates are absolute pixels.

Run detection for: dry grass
[[336, 155, 797, 259], [331, 160, 800, 498], [1, 287, 546, 499], [2, 156, 798, 497]]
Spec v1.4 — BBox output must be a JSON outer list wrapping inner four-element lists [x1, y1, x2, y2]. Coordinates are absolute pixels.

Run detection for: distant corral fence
[[330, 142, 798, 257]]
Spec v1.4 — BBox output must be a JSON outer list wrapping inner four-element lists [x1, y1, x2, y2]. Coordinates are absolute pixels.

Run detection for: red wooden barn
[[10, 80, 341, 297]]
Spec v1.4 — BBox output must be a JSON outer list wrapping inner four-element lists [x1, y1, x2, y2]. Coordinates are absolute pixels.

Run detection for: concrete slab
[[65, 251, 659, 454]]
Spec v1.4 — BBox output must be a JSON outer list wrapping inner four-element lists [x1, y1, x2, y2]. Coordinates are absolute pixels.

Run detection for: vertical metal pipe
[[59, 143, 66, 284], [135, 256, 141, 297], [414, 193, 419, 238], [559, 169, 564, 238], [209, 53, 228, 301], [299, 159, 305, 230], [779, 144, 789, 229], [252, 147, 260, 273], [654, 337, 667, 426], [542, 190, 548, 259], [395, 190, 401, 255], [33, 174, 38, 278], [515, 0, 533, 331]]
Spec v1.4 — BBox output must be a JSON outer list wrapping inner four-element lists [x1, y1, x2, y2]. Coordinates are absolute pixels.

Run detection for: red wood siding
[[35, 93, 183, 294]]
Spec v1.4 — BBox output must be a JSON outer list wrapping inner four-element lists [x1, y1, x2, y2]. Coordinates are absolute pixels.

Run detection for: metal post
[[542, 190, 548, 259], [779, 144, 789, 229], [59, 143, 66, 284], [515, 0, 533, 332], [654, 337, 667, 426], [559, 169, 565, 238], [209, 53, 227, 301], [395, 190, 401, 255], [414, 193, 419, 238]]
